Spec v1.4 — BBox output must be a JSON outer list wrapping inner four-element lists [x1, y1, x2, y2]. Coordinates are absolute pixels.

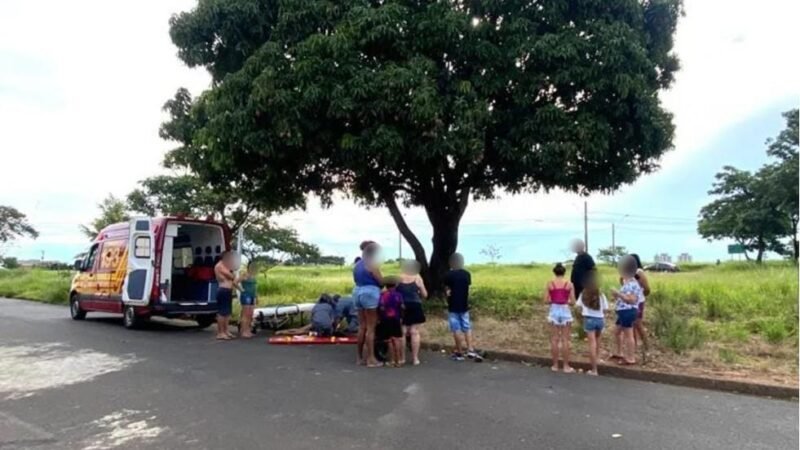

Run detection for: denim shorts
[[216, 288, 232, 317], [616, 308, 638, 328], [448, 311, 471, 333], [239, 292, 256, 306], [354, 285, 380, 311], [583, 316, 604, 333], [548, 304, 573, 326]]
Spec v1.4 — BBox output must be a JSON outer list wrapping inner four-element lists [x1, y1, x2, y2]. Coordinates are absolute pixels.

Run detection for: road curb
[[420, 341, 798, 400]]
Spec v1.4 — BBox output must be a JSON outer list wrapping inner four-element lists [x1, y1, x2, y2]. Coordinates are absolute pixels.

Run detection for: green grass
[[1, 261, 797, 357]]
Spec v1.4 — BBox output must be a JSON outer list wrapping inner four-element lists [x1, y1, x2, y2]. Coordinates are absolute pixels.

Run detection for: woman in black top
[[397, 260, 428, 365]]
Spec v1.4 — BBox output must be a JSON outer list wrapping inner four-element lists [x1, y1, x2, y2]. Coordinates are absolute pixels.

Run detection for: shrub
[[652, 302, 707, 353], [759, 319, 789, 344]]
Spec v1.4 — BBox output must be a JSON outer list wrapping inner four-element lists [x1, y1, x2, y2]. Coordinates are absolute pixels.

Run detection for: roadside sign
[[727, 244, 745, 254]]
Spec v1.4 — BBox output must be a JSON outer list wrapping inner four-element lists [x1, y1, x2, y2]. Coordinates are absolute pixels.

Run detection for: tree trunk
[[426, 215, 460, 297], [383, 189, 468, 297], [756, 236, 765, 263]]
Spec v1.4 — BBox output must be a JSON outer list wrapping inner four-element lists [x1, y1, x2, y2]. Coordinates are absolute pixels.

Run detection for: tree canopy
[[698, 109, 799, 262], [0, 205, 39, 246], [164, 0, 682, 287], [80, 195, 130, 240]]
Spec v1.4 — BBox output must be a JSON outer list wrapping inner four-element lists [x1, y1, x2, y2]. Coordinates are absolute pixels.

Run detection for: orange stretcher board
[[268, 335, 358, 345]]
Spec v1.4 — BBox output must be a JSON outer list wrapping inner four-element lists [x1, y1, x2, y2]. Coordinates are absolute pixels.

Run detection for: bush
[[652, 301, 707, 353], [759, 319, 789, 344]]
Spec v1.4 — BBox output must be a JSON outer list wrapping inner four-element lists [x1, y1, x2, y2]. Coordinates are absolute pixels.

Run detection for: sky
[[1, 0, 798, 264]]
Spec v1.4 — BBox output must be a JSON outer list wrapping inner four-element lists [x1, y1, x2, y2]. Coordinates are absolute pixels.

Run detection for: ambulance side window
[[84, 244, 99, 272]]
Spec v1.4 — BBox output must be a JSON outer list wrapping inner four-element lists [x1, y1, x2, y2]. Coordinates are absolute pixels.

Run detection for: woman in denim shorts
[[575, 274, 609, 376], [353, 241, 384, 367], [544, 263, 576, 373], [612, 255, 645, 366]]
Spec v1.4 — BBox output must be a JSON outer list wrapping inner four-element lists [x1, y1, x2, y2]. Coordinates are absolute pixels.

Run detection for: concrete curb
[[420, 342, 798, 401]]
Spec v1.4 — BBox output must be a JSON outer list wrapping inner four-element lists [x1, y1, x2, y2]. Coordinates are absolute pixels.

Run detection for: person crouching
[[310, 294, 337, 336]]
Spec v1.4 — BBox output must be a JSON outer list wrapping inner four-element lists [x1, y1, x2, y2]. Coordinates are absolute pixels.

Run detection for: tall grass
[[1, 261, 796, 355]]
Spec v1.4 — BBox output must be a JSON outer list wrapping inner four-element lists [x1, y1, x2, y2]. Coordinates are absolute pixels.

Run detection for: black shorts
[[216, 288, 232, 317], [377, 319, 403, 340], [402, 302, 426, 326]]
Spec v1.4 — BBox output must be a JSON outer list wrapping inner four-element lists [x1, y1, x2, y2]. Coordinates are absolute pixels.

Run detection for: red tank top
[[548, 281, 571, 305]]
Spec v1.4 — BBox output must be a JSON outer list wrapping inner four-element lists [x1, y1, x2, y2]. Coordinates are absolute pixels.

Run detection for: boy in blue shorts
[[443, 253, 482, 362]]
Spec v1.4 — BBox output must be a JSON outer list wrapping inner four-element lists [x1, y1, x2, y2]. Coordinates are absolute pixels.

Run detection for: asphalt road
[[1, 298, 797, 450]]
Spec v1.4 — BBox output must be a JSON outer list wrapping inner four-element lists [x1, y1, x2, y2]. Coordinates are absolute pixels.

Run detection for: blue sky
[[1, 0, 798, 265]]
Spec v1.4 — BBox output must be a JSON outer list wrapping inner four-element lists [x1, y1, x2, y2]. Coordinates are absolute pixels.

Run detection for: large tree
[[164, 0, 681, 288], [0, 206, 39, 252], [80, 195, 130, 239], [762, 109, 799, 259], [698, 167, 787, 263]]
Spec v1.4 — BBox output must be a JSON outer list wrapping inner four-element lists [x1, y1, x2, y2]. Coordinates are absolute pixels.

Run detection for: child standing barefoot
[[545, 263, 576, 372], [575, 274, 608, 375], [611, 255, 645, 365]]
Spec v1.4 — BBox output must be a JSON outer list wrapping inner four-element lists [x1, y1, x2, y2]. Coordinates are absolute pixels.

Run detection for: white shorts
[[548, 304, 573, 326]]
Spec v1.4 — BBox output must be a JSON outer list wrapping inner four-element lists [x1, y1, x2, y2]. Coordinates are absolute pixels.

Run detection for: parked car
[[644, 262, 679, 272], [70, 216, 231, 329]]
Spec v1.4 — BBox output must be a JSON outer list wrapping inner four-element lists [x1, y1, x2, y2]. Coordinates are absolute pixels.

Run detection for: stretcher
[[268, 335, 358, 345], [252, 303, 315, 331]]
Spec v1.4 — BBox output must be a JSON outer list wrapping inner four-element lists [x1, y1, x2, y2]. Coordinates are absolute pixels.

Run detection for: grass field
[[0, 262, 797, 386]]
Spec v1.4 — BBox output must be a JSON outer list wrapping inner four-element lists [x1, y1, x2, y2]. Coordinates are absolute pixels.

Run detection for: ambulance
[[70, 216, 231, 329]]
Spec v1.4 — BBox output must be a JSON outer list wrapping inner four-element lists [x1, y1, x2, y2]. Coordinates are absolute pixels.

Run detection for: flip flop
[[617, 359, 637, 366], [563, 367, 576, 374], [609, 354, 624, 361]]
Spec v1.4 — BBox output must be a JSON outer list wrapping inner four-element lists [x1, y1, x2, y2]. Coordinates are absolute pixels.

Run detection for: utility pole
[[583, 201, 589, 252], [398, 230, 402, 264], [611, 223, 616, 264]]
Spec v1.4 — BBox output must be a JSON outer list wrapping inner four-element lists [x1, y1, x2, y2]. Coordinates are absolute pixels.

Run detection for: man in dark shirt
[[443, 253, 482, 361], [570, 239, 596, 298]]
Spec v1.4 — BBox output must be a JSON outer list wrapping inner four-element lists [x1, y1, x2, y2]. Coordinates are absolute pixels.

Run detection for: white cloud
[[1, 0, 796, 261]]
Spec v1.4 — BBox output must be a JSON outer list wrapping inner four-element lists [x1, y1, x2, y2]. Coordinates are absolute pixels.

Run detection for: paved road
[[0, 298, 796, 450]]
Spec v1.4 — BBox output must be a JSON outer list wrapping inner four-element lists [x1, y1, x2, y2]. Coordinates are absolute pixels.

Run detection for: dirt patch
[[419, 313, 798, 389]]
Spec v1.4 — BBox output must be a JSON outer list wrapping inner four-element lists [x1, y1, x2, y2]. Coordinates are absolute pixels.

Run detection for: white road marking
[[0, 343, 138, 400], [83, 409, 165, 450]]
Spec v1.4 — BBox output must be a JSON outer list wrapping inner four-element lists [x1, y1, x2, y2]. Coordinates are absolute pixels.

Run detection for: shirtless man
[[214, 251, 237, 340]]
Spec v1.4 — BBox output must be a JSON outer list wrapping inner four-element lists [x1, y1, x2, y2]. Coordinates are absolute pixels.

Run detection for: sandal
[[617, 359, 637, 366]]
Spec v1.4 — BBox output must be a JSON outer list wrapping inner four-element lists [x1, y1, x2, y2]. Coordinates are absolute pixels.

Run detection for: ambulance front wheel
[[70, 294, 86, 320], [196, 315, 216, 329], [123, 305, 146, 329]]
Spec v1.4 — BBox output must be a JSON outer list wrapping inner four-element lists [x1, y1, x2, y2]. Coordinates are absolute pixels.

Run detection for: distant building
[[678, 253, 692, 263], [654, 253, 672, 263]]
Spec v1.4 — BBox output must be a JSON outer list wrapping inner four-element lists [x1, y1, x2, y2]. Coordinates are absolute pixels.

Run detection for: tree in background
[[163, 0, 682, 289], [480, 244, 502, 264], [240, 215, 321, 267], [79, 195, 130, 240], [128, 174, 256, 235], [1, 257, 20, 269], [597, 245, 627, 265], [698, 109, 798, 263], [0, 206, 39, 250], [762, 109, 798, 259]]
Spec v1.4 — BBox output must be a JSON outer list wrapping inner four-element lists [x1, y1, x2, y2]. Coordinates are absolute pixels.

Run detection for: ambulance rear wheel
[[196, 315, 216, 329], [70, 295, 86, 320], [123, 305, 145, 329]]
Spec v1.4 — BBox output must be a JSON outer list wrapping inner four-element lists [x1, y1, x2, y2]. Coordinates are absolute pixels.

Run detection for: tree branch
[[383, 191, 428, 271]]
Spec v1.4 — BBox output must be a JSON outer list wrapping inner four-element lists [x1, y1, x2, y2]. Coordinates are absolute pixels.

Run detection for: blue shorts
[[583, 316, 604, 333], [548, 304, 573, 326], [354, 285, 380, 311], [240, 292, 256, 306], [216, 288, 232, 317], [616, 308, 637, 328], [448, 311, 471, 333]]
